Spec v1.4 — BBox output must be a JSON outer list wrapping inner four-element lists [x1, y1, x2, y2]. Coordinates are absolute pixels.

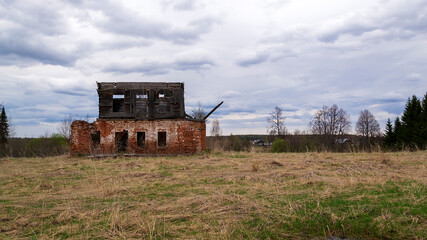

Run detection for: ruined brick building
[[70, 82, 219, 156]]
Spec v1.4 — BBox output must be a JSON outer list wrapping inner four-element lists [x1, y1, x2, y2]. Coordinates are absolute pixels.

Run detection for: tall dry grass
[[0, 151, 426, 239]]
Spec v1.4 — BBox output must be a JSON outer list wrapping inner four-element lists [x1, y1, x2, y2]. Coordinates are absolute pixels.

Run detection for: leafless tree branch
[[267, 106, 286, 136]]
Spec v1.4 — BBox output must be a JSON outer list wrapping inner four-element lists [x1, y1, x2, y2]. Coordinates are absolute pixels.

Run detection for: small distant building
[[251, 139, 272, 147], [335, 138, 351, 144], [252, 139, 264, 146], [70, 82, 210, 156]]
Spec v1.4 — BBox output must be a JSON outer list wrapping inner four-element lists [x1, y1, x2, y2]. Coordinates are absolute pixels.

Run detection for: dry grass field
[[0, 151, 426, 239]]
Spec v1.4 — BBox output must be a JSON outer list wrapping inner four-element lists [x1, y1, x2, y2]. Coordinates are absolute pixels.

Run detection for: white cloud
[[0, 0, 426, 137]]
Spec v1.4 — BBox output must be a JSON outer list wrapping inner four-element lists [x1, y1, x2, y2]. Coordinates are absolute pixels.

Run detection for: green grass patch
[[254, 181, 427, 239]]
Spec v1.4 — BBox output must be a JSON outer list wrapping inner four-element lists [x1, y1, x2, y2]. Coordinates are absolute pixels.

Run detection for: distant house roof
[[335, 138, 351, 144]]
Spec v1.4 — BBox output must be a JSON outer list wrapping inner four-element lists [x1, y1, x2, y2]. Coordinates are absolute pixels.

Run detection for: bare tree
[[57, 114, 73, 140], [6, 114, 16, 138], [356, 109, 381, 138], [267, 106, 286, 136], [309, 104, 351, 136], [191, 102, 207, 120], [334, 105, 352, 136], [210, 119, 221, 137]]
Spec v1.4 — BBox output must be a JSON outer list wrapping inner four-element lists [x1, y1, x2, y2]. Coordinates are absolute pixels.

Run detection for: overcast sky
[[1, 0, 426, 137]]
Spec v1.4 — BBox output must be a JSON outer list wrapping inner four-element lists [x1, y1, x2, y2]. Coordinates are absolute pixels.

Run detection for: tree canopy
[[309, 104, 351, 136], [0, 106, 9, 144], [355, 109, 381, 138], [267, 106, 286, 136], [383, 92, 427, 150], [0, 105, 9, 156]]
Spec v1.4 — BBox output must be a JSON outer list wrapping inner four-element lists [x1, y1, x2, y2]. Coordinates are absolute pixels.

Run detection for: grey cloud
[[53, 88, 92, 97], [104, 57, 215, 75], [0, 1, 69, 36], [104, 49, 216, 74], [0, 2, 91, 66], [0, 29, 91, 66], [161, 0, 198, 11], [104, 62, 171, 75], [236, 52, 269, 67], [173, 0, 196, 11], [317, 1, 427, 43], [2, 0, 426, 137], [93, 2, 218, 44], [0, 54, 35, 66], [218, 100, 270, 115], [318, 21, 376, 43], [174, 57, 215, 71], [0, 0, 217, 67], [97, 38, 153, 51], [376, 98, 404, 104]]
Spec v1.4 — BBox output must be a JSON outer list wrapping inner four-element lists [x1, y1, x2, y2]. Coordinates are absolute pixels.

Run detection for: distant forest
[[210, 92, 427, 153], [1, 92, 426, 157]]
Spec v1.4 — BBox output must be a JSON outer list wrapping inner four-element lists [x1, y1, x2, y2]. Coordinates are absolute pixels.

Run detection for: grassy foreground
[[0, 151, 426, 239]]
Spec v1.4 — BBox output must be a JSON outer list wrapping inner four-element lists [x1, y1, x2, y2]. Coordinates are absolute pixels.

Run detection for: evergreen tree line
[[383, 92, 427, 150]]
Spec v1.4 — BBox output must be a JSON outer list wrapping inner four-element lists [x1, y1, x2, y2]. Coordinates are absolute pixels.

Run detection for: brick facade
[[70, 119, 206, 156]]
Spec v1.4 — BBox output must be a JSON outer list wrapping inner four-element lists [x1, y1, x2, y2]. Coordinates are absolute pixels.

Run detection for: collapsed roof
[[97, 82, 185, 120]]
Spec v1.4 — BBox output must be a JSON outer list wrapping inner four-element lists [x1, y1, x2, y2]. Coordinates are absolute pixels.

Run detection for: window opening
[[136, 94, 148, 99], [159, 93, 165, 98], [158, 132, 166, 147], [91, 131, 100, 148], [113, 95, 125, 112], [137, 132, 145, 147], [115, 130, 128, 151]]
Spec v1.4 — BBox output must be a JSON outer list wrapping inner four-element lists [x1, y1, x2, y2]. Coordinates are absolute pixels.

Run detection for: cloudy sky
[[1, 0, 426, 137]]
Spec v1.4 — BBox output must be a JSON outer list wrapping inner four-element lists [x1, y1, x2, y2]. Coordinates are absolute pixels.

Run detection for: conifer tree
[[394, 117, 403, 150], [383, 118, 395, 149], [420, 92, 427, 149], [401, 96, 422, 149], [382, 92, 427, 151], [0, 106, 9, 151]]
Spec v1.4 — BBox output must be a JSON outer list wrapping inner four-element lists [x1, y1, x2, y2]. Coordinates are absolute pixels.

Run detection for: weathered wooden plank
[[148, 89, 155, 119], [98, 82, 183, 91], [98, 82, 186, 120], [99, 98, 113, 106]]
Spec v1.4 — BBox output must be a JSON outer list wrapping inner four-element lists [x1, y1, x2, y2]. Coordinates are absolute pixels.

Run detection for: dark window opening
[[91, 131, 100, 148], [115, 130, 128, 151], [113, 95, 125, 112], [158, 131, 166, 147], [113, 99, 124, 112], [137, 132, 145, 147]]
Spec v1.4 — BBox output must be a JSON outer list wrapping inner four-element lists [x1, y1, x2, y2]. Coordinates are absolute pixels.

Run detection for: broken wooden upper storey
[[97, 82, 185, 120]]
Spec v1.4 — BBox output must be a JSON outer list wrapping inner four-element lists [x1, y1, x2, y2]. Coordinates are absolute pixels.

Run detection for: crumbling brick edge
[[70, 119, 206, 156]]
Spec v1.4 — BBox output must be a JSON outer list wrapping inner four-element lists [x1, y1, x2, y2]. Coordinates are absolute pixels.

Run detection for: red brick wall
[[70, 119, 206, 156]]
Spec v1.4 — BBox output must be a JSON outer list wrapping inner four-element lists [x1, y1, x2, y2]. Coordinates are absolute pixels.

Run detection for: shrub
[[25, 133, 68, 157], [227, 135, 244, 151], [271, 138, 286, 153]]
